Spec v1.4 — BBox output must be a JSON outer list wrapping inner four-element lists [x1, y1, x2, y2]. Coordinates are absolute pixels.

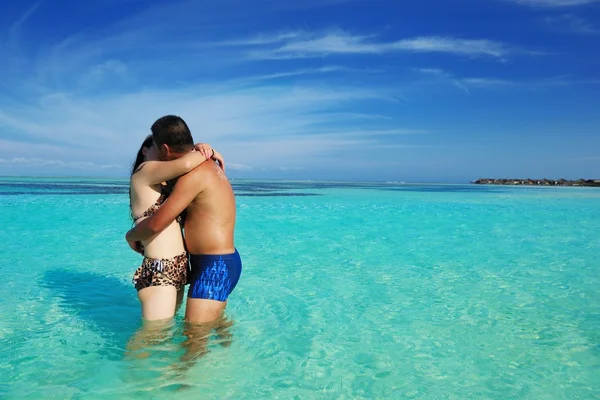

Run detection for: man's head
[[151, 115, 194, 161]]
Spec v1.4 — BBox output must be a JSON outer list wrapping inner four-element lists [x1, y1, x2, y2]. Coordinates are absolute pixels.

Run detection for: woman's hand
[[194, 143, 213, 160], [211, 149, 226, 171]]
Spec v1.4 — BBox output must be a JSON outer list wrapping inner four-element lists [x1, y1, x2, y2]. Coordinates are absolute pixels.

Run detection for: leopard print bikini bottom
[[132, 252, 189, 291]]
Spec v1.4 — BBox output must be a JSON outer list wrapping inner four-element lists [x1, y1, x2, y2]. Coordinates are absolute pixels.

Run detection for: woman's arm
[[135, 150, 209, 186], [194, 143, 224, 171], [211, 149, 226, 171]]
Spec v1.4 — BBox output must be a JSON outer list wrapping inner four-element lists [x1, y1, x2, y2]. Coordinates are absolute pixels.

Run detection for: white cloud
[[393, 37, 512, 58], [229, 135, 369, 162], [217, 31, 307, 46], [237, 66, 368, 83], [225, 128, 426, 167], [0, 157, 122, 169], [0, 139, 106, 160], [240, 31, 524, 59], [234, 31, 528, 60], [80, 60, 128, 86], [7, 2, 40, 48], [1, 14, 417, 174], [506, 0, 599, 6], [4, 0, 578, 179], [0, 82, 420, 172], [460, 78, 514, 87], [415, 68, 600, 93], [544, 14, 599, 34], [415, 68, 447, 76], [277, 166, 303, 171], [227, 163, 253, 171]]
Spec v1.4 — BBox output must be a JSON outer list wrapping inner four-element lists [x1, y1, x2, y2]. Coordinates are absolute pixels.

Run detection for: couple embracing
[[126, 115, 242, 326]]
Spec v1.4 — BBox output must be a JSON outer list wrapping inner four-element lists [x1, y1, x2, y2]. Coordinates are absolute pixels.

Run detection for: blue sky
[[1, 0, 599, 182]]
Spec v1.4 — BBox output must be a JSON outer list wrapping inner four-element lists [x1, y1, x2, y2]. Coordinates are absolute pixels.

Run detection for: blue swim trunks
[[188, 250, 242, 301]]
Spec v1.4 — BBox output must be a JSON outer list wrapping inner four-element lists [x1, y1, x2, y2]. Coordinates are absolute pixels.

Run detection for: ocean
[[1, 177, 599, 399]]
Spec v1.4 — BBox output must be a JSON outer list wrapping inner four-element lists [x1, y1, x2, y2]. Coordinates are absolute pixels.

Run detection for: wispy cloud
[[544, 14, 599, 34], [238, 66, 377, 83], [516, 77, 600, 86], [460, 78, 514, 87], [7, 2, 40, 47], [268, 0, 375, 10], [79, 60, 128, 86], [0, 10, 419, 175], [230, 31, 528, 60], [416, 68, 600, 93], [277, 166, 304, 171], [0, 81, 421, 173], [2, 0, 597, 180], [0, 157, 122, 170], [227, 163, 253, 171], [217, 31, 307, 46], [415, 68, 447, 76], [416, 68, 476, 94], [393, 37, 515, 58], [506, 0, 600, 7]]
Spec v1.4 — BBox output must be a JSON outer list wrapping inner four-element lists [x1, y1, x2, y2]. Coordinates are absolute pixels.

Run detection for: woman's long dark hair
[[131, 134, 154, 175], [129, 134, 154, 222]]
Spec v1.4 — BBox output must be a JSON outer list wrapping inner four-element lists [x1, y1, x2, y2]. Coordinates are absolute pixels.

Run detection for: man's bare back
[[180, 161, 236, 255]]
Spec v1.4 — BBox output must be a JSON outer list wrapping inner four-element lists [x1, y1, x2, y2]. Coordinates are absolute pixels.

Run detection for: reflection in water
[[125, 318, 178, 360], [174, 314, 235, 376], [122, 313, 235, 391]]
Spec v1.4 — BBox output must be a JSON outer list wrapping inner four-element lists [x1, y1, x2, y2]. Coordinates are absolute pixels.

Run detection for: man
[[126, 115, 242, 325]]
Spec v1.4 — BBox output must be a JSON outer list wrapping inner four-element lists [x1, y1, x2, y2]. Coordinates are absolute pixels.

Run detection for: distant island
[[472, 178, 600, 187]]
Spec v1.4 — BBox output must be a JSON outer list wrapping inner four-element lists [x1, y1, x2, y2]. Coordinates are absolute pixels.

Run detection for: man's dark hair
[[151, 115, 194, 152]]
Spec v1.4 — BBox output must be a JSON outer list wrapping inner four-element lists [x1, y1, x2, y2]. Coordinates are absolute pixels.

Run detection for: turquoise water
[[1, 177, 599, 399]]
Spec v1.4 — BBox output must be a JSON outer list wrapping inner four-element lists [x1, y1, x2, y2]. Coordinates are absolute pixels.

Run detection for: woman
[[128, 134, 224, 321]]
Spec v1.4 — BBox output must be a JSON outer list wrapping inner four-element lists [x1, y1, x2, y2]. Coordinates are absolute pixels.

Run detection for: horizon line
[[0, 174, 472, 184]]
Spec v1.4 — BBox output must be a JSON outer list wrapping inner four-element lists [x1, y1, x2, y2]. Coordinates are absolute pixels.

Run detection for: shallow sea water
[[1, 177, 599, 399]]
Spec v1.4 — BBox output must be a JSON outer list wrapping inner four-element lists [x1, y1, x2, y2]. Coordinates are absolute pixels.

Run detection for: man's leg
[[186, 251, 241, 323], [185, 298, 226, 324], [179, 298, 226, 362], [214, 314, 234, 347], [180, 319, 213, 364], [180, 310, 230, 365], [179, 251, 241, 363]]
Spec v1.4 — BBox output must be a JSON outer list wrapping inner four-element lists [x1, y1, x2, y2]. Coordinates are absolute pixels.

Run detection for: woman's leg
[[132, 252, 188, 320], [125, 286, 178, 359], [138, 285, 178, 320], [126, 317, 174, 358]]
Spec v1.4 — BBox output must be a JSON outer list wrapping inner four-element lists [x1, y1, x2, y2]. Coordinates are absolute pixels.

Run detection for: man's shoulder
[[180, 163, 210, 180], [172, 163, 210, 191]]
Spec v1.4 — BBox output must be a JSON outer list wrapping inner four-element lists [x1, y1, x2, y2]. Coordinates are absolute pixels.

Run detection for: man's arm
[[135, 151, 207, 186], [126, 171, 203, 242]]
